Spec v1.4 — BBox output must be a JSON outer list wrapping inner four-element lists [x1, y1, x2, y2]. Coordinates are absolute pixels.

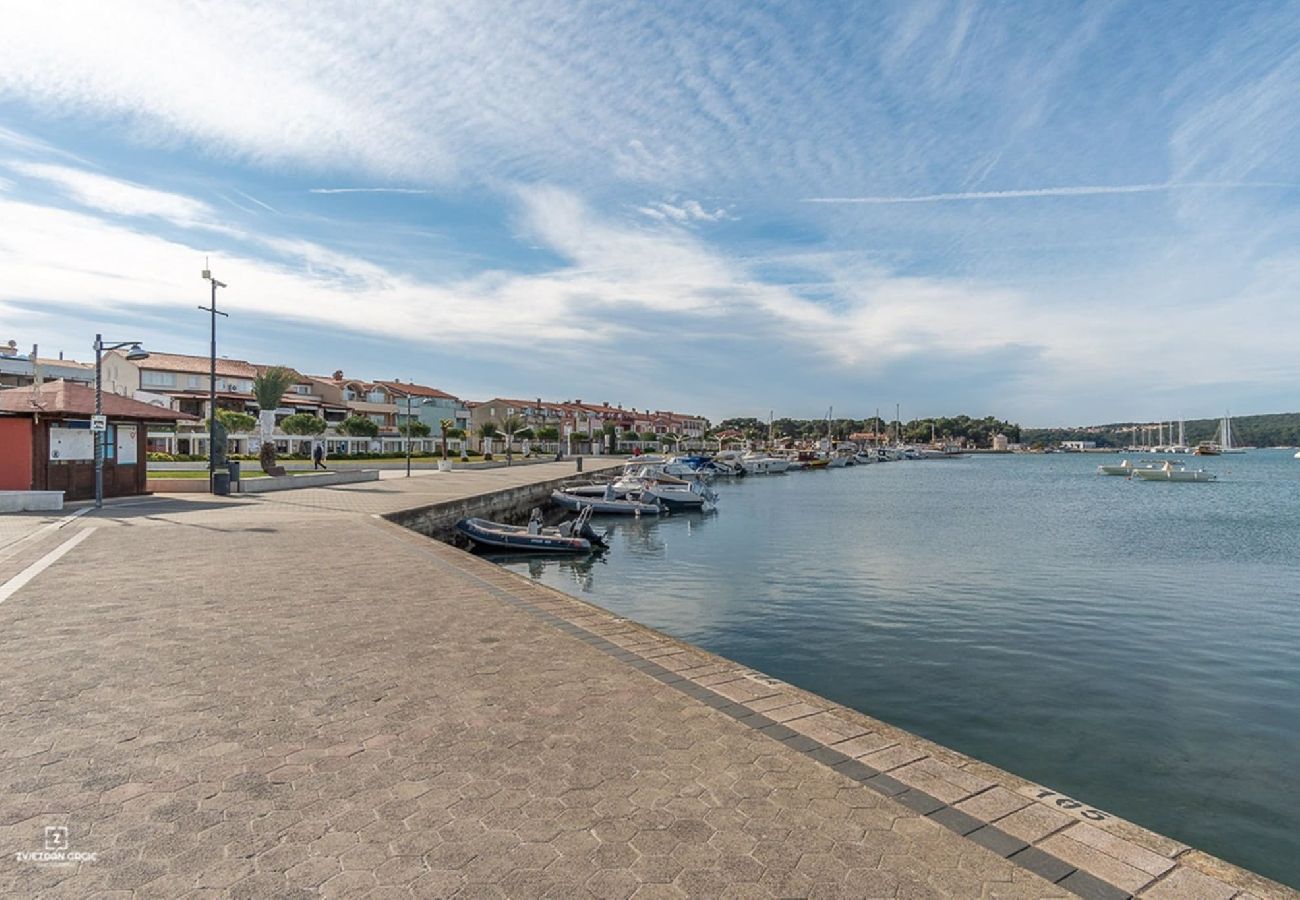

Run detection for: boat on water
[[1295, 450, 1300, 459], [456, 507, 609, 552], [1197, 413, 1246, 456], [740, 450, 791, 474], [1131, 461, 1217, 483], [1097, 458, 1187, 476], [551, 489, 662, 516], [641, 479, 719, 512]]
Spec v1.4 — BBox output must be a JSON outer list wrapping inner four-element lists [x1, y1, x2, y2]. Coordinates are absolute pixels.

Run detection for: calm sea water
[[491, 450, 1300, 887]]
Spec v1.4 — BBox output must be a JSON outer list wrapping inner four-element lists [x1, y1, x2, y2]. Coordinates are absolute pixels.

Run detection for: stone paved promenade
[[0, 464, 1292, 898]]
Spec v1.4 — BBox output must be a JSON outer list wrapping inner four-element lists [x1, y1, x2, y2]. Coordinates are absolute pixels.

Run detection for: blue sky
[[2, 1, 1299, 425]]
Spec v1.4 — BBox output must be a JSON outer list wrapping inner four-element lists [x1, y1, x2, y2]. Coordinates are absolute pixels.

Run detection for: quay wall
[[382, 466, 616, 543]]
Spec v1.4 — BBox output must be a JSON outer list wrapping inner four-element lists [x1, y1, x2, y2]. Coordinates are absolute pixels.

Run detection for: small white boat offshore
[[1295, 450, 1300, 459], [1097, 458, 1186, 477], [1131, 461, 1217, 483], [551, 489, 662, 516]]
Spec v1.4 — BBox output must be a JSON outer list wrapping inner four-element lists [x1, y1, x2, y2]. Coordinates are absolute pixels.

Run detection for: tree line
[[1022, 412, 1300, 448], [718, 415, 1022, 447]]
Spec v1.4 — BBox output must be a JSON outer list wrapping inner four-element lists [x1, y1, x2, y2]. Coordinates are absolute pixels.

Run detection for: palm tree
[[499, 416, 525, 466], [661, 432, 682, 453], [252, 366, 295, 472], [439, 418, 455, 459]]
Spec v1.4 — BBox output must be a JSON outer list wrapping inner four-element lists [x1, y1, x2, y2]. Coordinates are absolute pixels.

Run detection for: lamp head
[[125, 343, 149, 361]]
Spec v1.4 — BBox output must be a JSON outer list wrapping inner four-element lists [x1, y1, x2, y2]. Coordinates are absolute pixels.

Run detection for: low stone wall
[[383, 470, 611, 543], [0, 491, 64, 512], [237, 469, 379, 493], [147, 470, 381, 494]]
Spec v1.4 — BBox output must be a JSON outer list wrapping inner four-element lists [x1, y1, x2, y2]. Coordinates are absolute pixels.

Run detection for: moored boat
[[1131, 461, 1216, 483], [456, 507, 609, 552], [551, 489, 661, 516]]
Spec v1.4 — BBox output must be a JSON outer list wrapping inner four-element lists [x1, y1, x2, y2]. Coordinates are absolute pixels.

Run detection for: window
[[294, 384, 312, 394], [187, 375, 203, 389], [366, 390, 386, 403], [141, 371, 176, 388]]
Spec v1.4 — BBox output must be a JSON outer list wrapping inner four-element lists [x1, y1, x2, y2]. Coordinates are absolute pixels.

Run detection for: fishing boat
[[551, 489, 661, 516], [1131, 461, 1217, 483], [456, 507, 608, 552]]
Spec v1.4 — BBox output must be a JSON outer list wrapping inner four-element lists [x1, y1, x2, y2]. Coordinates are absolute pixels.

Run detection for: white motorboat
[[552, 489, 661, 516], [1097, 458, 1185, 477], [1132, 461, 1216, 483], [641, 479, 719, 512], [1294, 450, 1300, 459], [827, 453, 849, 468], [853, 451, 875, 464], [740, 450, 790, 474]]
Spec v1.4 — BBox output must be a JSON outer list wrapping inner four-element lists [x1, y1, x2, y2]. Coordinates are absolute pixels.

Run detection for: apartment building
[[1, 340, 97, 389]]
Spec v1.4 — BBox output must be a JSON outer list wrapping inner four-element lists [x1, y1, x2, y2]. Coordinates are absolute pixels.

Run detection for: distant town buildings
[[3, 336, 709, 458]]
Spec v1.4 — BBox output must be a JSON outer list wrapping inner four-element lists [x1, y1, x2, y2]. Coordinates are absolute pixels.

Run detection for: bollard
[[576, 456, 584, 472]]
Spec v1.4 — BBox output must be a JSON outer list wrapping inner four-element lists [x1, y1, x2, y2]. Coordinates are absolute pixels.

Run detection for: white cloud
[[638, 198, 732, 224], [9, 161, 219, 228]]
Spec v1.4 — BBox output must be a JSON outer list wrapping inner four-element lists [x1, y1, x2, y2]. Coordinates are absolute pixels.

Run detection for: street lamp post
[[93, 335, 149, 509], [200, 266, 228, 492], [405, 390, 414, 478]]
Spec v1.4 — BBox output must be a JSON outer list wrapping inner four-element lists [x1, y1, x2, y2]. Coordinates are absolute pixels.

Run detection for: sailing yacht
[[1196, 413, 1246, 456]]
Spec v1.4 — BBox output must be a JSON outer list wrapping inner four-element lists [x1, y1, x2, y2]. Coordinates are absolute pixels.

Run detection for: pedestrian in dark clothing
[[313, 444, 326, 470]]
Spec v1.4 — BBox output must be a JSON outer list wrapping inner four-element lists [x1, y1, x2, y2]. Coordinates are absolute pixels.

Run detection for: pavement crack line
[[0, 527, 96, 604]]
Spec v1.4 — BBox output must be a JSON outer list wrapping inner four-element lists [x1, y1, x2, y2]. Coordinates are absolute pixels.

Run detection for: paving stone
[[1057, 869, 1133, 900], [895, 791, 946, 815], [829, 732, 897, 758], [1009, 846, 1076, 884], [927, 806, 984, 836], [997, 802, 1077, 843], [1137, 867, 1236, 900], [956, 786, 1032, 823], [965, 824, 1031, 860], [1039, 832, 1156, 894], [0, 469, 1078, 899]]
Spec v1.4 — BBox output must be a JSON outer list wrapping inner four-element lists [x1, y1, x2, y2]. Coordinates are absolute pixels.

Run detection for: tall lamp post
[[93, 335, 149, 509], [200, 265, 228, 492]]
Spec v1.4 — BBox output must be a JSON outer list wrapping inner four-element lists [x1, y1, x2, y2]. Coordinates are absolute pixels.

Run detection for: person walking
[[312, 443, 326, 470]]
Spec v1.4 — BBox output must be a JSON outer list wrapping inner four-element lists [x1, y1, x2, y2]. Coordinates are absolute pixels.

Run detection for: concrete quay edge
[[375, 478, 1298, 900]]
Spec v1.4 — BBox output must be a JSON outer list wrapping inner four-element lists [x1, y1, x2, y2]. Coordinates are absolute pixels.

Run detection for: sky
[[1, 1, 1299, 426]]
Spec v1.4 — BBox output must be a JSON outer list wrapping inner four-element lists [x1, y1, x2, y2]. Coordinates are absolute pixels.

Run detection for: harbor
[[1, 462, 1294, 897]]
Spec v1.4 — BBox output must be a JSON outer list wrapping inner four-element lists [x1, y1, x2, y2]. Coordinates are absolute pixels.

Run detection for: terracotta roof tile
[[125, 351, 259, 378], [0, 380, 197, 421]]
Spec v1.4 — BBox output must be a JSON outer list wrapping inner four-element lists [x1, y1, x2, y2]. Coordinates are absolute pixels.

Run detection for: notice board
[[116, 425, 138, 464], [49, 426, 94, 461]]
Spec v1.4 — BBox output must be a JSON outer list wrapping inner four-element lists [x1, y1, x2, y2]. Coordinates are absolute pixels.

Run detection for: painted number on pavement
[[1021, 787, 1111, 823]]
